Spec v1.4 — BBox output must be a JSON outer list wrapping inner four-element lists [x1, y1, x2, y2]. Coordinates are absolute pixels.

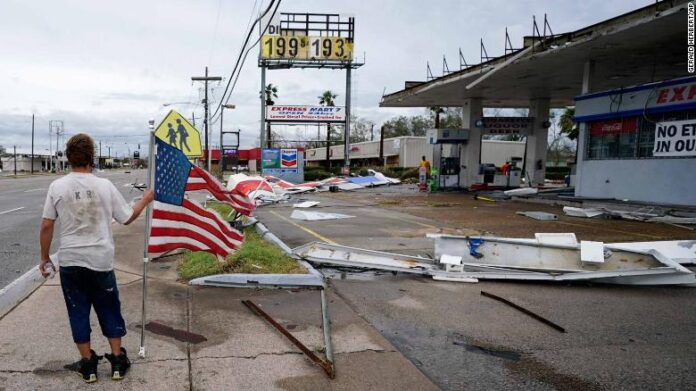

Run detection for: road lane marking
[[269, 210, 338, 245], [0, 207, 25, 215], [23, 188, 45, 193]]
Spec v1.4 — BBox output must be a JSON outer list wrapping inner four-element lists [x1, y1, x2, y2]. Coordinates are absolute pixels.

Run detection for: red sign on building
[[589, 117, 637, 136]]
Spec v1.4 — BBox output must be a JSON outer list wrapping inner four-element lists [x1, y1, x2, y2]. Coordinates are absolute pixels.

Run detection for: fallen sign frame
[[242, 299, 335, 379], [188, 222, 336, 379], [292, 237, 696, 287]]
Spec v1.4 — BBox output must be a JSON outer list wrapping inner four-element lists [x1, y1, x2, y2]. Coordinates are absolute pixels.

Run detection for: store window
[[587, 117, 637, 159], [587, 109, 696, 159]]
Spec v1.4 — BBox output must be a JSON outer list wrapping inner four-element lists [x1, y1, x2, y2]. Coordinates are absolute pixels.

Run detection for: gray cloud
[[0, 0, 650, 156]]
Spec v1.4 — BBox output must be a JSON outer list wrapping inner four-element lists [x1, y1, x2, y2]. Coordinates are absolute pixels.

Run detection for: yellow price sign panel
[[308, 37, 353, 61], [154, 110, 202, 159], [261, 35, 309, 59], [260, 35, 353, 61]]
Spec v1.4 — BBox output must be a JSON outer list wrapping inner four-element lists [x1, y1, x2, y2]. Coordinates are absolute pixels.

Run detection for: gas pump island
[[426, 116, 531, 191]]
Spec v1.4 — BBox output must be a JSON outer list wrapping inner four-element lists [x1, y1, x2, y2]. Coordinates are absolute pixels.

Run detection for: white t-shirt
[[42, 172, 134, 271]]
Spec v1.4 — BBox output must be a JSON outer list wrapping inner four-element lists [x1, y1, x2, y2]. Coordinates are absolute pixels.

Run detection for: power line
[[211, 1, 281, 127], [210, 0, 279, 120]]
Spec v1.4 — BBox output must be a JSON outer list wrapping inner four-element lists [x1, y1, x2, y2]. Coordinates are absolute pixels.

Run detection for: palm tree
[[429, 106, 444, 128], [318, 90, 338, 170], [318, 90, 337, 107], [264, 84, 278, 105]]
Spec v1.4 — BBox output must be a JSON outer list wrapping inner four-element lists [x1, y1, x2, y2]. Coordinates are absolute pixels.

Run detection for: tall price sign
[[261, 35, 353, 61]]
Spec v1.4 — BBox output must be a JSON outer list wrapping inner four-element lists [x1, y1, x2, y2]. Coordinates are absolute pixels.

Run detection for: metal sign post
[[258, 12, 364, 173], [139, 128, 155, 358]]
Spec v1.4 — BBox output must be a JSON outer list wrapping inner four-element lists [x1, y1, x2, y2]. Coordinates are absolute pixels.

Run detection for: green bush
[[399, 168, 419, 180], [545, 166, 570, 180], [305, 169, 333, 181]]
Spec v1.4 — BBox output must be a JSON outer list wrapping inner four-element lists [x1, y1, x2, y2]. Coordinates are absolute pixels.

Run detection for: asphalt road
[[257, 191, 696, 391], [0, 170, 146, 289]]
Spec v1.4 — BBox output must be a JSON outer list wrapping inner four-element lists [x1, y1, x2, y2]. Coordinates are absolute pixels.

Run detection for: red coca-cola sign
[[589, 117, 637, 136]]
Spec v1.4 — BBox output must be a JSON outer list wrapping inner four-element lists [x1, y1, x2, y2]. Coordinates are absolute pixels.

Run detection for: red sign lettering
[[670, 86, 686, 102], [656, 89, 669, 104]]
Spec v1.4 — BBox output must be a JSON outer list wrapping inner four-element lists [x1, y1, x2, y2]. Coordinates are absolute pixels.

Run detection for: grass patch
[[226, 229, 305, 274], [178, 251, 225, 281], [177, 228, 304, 281], [205, 201, 236, 221]]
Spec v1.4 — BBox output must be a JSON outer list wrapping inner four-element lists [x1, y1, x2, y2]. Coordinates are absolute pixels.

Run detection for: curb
[[0, 265, 47, 320], [255, 220, 324, 281]]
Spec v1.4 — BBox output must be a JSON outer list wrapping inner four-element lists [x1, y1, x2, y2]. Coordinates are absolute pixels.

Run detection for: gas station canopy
[[380, 1, 688, 108]]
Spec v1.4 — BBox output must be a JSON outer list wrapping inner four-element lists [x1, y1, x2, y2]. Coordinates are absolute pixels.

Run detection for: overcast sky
[[0, 0, 649, 156]]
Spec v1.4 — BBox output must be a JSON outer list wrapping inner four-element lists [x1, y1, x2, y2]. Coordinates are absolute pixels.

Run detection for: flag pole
[[139, 130, 155, 358]]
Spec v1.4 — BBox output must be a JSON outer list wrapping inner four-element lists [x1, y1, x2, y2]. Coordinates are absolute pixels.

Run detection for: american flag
[[147, 138, 253, 259]]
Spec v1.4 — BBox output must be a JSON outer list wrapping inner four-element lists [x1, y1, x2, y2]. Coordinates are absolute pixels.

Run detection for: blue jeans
[[59, 266, 127, 344]]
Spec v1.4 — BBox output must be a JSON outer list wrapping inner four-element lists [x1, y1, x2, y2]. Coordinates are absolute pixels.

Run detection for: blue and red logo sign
[[280, 149, 298, 168]]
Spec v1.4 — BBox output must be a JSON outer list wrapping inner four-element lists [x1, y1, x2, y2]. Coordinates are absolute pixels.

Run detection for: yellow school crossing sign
[[154, 110, 202, 159]]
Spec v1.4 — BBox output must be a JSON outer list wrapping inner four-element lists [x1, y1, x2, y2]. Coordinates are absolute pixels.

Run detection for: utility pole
[[379, 125, 385, 167], [13, 146, 17, 176], [48, 120, 64, 172], [99, 141, 102, 169], [31, 114, 34, 174], [220, 104, 236, 180], [191, 66, 222, 172], [325, 124, 331, 170]]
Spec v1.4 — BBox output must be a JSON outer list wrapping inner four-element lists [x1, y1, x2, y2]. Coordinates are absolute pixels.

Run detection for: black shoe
[[104, 347, 131, 380], [64, 350, 101, 383]]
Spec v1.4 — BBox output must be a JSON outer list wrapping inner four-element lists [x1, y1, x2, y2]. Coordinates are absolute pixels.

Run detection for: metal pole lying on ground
[[480, 291, 566, 333], [139, 130, 156, 358], [242, 299, 335, 378]]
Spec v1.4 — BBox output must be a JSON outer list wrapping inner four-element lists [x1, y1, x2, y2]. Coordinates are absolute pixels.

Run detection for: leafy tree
[[382, 116, 411, 138], [437, 107, 463, 128], [560, 107, 578, 140], [410, 116, 433, 136], [264, 84, 278, 105], [350, 116, 375, 143], [547, 111, 577, 166]]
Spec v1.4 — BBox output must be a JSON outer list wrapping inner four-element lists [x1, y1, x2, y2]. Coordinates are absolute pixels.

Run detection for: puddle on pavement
[[139, 321, 208, 344], [451, 334, 599, 390]]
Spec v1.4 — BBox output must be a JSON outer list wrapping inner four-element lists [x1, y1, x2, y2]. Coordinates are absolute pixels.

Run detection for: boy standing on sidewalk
[[39, 133, 154, 383]]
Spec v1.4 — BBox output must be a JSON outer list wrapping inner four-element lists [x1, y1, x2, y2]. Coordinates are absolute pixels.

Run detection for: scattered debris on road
[[563, 206, 604, 218], [516, 211, 559, 221], [291, 234, 696, 286], [504, 187, 538, 196], [293, 201, 320, 208], [290, 210, 354, 221]]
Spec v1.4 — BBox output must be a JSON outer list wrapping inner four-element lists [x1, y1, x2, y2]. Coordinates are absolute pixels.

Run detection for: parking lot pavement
[[256, 188, 696, 390]]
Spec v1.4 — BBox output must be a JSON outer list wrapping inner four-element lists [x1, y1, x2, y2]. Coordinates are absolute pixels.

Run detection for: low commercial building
[[1, 150, 54, 173], [574, 77, 696, 205], [305, 136, 525, 168]]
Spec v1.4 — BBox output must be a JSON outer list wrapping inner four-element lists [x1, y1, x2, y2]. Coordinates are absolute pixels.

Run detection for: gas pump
[[426, 128, 468, 191]]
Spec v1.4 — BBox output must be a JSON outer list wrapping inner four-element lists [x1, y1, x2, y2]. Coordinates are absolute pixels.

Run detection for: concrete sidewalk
[[0, 217, 437, 390]]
